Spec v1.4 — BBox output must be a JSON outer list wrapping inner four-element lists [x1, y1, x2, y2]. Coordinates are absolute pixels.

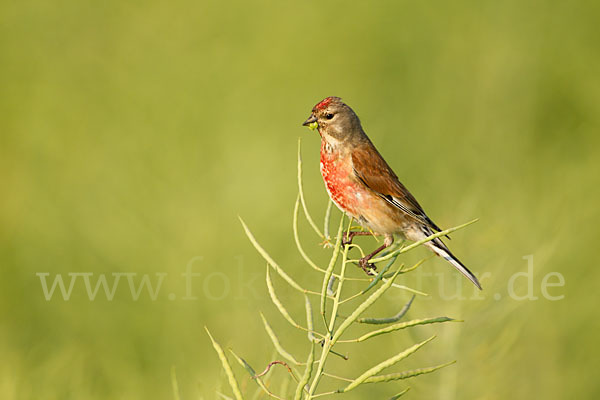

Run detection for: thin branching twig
[[207, 139, 477, 399]]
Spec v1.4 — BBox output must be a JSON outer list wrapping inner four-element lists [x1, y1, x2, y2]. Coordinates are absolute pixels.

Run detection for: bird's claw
[[341, 231, 355, 247], [358, 257, 377, 275]]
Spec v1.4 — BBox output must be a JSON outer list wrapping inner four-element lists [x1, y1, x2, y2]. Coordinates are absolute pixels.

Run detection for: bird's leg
[[358, 235, 394, 274], [342, 231, 374, 246]]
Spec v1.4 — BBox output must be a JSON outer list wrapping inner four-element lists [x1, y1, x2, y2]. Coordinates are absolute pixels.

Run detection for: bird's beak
[[302, 114, 318, 130]]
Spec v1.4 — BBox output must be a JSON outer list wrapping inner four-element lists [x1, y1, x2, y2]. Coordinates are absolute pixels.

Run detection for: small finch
[[302, 96, 481, 289]]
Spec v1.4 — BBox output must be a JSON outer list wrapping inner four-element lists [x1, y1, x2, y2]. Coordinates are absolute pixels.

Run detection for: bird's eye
[[325, 113, 334, 120]]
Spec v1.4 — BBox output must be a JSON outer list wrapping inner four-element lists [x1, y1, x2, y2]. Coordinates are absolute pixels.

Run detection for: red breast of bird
[[319, 132, 409, 237]]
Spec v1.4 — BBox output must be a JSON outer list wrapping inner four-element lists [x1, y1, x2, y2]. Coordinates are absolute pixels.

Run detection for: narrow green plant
[[206, 139, 478, 399]]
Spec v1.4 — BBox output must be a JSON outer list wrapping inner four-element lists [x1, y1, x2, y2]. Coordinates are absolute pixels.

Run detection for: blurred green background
[[1, 0, 599, 398]]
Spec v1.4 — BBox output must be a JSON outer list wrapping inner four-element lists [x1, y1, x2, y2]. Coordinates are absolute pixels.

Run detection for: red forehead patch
[[313, 96, 340, 111]]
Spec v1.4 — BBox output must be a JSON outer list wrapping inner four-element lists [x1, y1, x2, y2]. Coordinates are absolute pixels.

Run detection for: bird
[[302, 96, 481, 289]]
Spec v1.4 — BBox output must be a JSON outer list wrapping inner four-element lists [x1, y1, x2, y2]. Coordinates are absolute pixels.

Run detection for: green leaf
[[228, 349, 287, 400], [356, 317, 456, 342], [205, 327, 244, 400], [339, 336, 436, 393], [331, 268, 401, 344], [364, 361, 456, 383], [370, 219, 479, 264], [323, 199, 333, 244], [297, 138, 324, 239], [293, 195, 325, 273], [293, 343, 315, 400], [357, 295, 415, 324], [304, 295, 315, 342], [389, 387, 411, 399], [260, 313, 301, 365], [361, 256, 397, 294], [266, 266, 303, 330], [240, 217, 306, 293], [320, 215, 345, 330], [228, 349, 256, 376], [170, 366, 181, 400]]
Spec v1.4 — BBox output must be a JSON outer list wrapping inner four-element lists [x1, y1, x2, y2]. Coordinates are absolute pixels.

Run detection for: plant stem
[[319, 215, 345, 334], [307, 224, 352, 398]]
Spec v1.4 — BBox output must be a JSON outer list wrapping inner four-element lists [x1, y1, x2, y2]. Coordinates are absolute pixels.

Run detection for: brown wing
[[351, 144, 444, 233]]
